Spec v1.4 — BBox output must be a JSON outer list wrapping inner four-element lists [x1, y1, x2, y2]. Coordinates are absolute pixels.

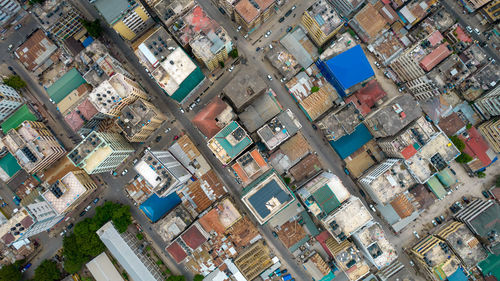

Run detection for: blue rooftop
[[317, 45, 374, 97], [447, 268, 468, 281], [139, 193, 181, 223], [328, 123, 372, 159]]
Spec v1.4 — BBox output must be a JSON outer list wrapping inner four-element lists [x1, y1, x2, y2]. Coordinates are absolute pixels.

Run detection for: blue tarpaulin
[[139, 193, 181, 223], [82, 36, 94, 48], [329, 124, 373, 159]]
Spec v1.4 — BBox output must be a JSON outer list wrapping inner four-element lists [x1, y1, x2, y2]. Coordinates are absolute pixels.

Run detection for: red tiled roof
[[438, 112, 465, 136], [199, 208, 226, 235], [455, 26, 472, 43], [64, 111, 85, 132], [428, 31, 444, 47], [1, 233, 15, 245], [77, 98, 99, 120], [419, 43, 452, 72], [347, 80, 387, 116], [166, 241, 188, 263], [178, 5, 220, 46], [401, 144, 417, 159], [192, 96, 228, 138], [181, 224, 207, 250], [459, 127, 493, 168], [20, 216, 34, 229]]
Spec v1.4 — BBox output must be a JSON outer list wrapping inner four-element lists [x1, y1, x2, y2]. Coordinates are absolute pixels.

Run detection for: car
[[450, 205, 459, 213], [195, 97, 201, 104], [132, 158, 139, 165], [155, 135, 162, 142], [409, 260, 415, 266], [466, 26, 473, 33], [291, 5, 296, 10], [173, 135, 180, 140], [228, 65, 235, 72], [93, 198, 100, 204], [218, 7, 226, 14], [267, 74, 273, 81], [8, 66, 13, 71], [374, 61, 381, 68], [79, 211, 86, 217], [455, 201, 463, 209], [474, 28, 481, 35], [449, 168, 456, 175], [14, 24, 21, 30], [482, 190, 490, 198], [369, 204, 376, 212], [462, 196, 470, 204], [344, 168, 350, 175], [179, 107, 185, 113], [285, 9, 293, 17], [237, 26, 242, 31], [121, 169, 128, 176], [85, 205, 92, 212], [269, 44, 273, 49], [189, 102, 196, 110], [279, 17, 285, 22], [272, 231, 278, 237], [286, 26, 293, 33], [311, 124, 317, 130], [265, 30, 271, 37], [21, 263, 32, 273], [7, 44, 12, 51], [67, 223, 74, 230], [435, 216, 442, 224], [256, 47, 261, 52], [110, 170, 118, 176], [280, 78, 286, 82], [413, 231, 420, 239], [440, 215, 445, 222], [164, 128, 171, 134], [12, 196, 21, 206], [281, 269, 288, 274]]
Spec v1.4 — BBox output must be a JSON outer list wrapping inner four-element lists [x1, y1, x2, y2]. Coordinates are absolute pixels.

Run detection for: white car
[[164, 127, 171, 133], [121, 169, 128, 176], [269, 44, 273, 49], [237, 26, 242, 31], [85, 205, 92, 212], [413, 231, 420, 239], [474, 28, 481, 35], [228, 65, 235, 72], [265, 30, 271, 37], [179, 107, 185, 113], [466, 26, 472, 33], [267, 75, 273, 81]]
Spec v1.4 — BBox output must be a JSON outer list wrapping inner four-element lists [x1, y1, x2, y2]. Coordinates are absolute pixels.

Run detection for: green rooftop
[[0, 153, 21, 177], [436, 168, 456, 188], [214, 121, 252, 159], [46, 68, 86, 104], [478, 254, 500, 279], [426, 175, 447, 199], [170, 65, 205, 102], [1, 104, 37, 134], [313, 184, 341, 214]]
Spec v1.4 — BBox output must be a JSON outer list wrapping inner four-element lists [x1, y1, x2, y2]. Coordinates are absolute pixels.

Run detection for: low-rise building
[[231, 148, 269, 187], [325, 238, 371, 281], [234, 240, 273, 280], [222, 66, 267, 112], [257, 109, 302, 151], [349, 2, 389, 43], [32, 1, 84, 45], [265, 45, 301, 81], [329, 0, 365, 17], [67, 131, 134, 174], [268, 132, 313, 174], [234, 0, 276, 33], [458, 126, 497, 172], [301, 0, 342, 47], [238, 89, 282, 132], [64, 98, 107, 136], [14, 29, 59, 75], [86, 252, 125, 281], [0, 0, 21, 27], [352, 222, 398, 269], [368, 31, 405, 66], [3, 121, 66, 174], [207, 121, 252, 165], [438, 112, 466, 137], [116, 99, 167, 142], [192, 96, 234, 138]]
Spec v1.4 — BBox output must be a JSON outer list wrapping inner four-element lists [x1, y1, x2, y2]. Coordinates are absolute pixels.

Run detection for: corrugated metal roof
[[47, 68, 86, 104]]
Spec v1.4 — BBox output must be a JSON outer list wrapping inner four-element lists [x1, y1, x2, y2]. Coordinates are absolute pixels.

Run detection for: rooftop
[[1, 105, 37, 134], [231, 148, 269, 187], [323, 196, 373, 241], [438, 112, 466, 136], [412, 235, 463, 279], [320, 32, 357, 60], [345, 80, 387, 116], [94, 0, 138, 24], [0, 209, 33, 245], [360, 159, 416, 205], [125, 177, 153, 204], [289, 154, 323, 183], [257, 109, 302, 151], [198, 198, 241, 236], [46, 68, 86, 104], [370, 31, 405, 65], [279, 26, 318, 68], [242, 171, 294, 225], [419, 43, 453, 72], [328, 123, 373, 159], [351, 3, 388, 42], [234, 0, 275, 24], [318, 102, 364, 141], [265, 45, 301, 81], [207, 121, 253, 164], [179, 169, 227, 213], [234, 240, 273, 280], [86, 252, 125, 281], [88, 74, 140, 115], [459, 127, 494, 169], [152, 0, 195, 25], [353, 222, 397, 269], [116, 99, 165, 138], [239, 89, 282, 132], [223, 66, 267, 111], [286, 64, 338, 121], [139, 192, 182, 223], [364, 94, 422, 138], [14, 29, 58, 72], [333, 241, 371, 281], [305, 0, 342, 36], [42, 172, 90, 214], [192, 96, 232, 138]]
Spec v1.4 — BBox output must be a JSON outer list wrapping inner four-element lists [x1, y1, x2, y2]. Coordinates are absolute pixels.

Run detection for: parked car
[[435, 216, 442, 224], [21, 263, 31, 273], [482, 190, 490, 198], [369, 204, 376, 212], [466, 26, 472, 33], [279, 17, 285, 23], [449, 168, 456, 175], [121, 169, 128, 176], [439, 215, 445, 222], [155, 135, 162, 142], [272, 231, 278, 237], [12, 196, 21, 206], [79, 211, 86, 217], [285, 9, 293, 17], [85, 205, 92, 212], [265, 30, 272, 37], [218, 7, 226, 14], [462, 196, 470, 204], [93, 198, 100, 204], [431, 220, 438, 226], [286, 26, 293, 33], [14, 24, 21, 30], [267, 74, 273, 81], [67, 223, 74, 230], [179, 107, 185, 113], [228, 65, 235, 72], [237, 26, 242, 31], [173, 135, 180, 140], [474, 28, 481, 35], [256, 47, 261, 52], [413, 231, 420, 239]]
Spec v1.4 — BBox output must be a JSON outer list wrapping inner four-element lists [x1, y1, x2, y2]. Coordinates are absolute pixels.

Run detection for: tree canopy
[[194, 274, 204, 281], [81, 19, 103, 38], [166, 276, 186, 281], [456, 153, 473, 163], [3, 75, 26, 90], [450, 135, 465, 152], [33, 260, 60, 281], [0, 261, 22, 281]]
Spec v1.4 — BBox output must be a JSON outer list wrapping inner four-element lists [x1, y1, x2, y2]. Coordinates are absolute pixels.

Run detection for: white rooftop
[[43, 172, 88, 214], [86, 252, 125, 281]]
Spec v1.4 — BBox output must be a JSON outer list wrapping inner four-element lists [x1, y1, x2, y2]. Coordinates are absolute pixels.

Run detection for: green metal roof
[[313, 184, 341, 214], [46, 68, 86, 104], [426, 176, 447, 199], [170, 64, 205, 102], [1, 105, 37, 134], [214, 121, 252, 159], [478, 254, 500, 279], [436, 168, 456, 188], [0, 153, 21, 177]]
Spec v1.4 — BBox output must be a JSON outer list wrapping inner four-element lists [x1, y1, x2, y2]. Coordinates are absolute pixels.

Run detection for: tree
[[229, 48, 238, 58], [496, 175, 500, 187], [3, 75, 26, 90], [33, 260, 60, 281], [111, 204, 132, 233], [450, 135, 465, 152], [0, 262, 22, 281], [29, 0, 45, 4], [194, 274, 204, 281], [136, 233, 144, 240], [477, 171, 486, 178], [166, 276, 186, 281], [81, 19, 103, 38], [466, 123, 472, 129], [219, 61, 225, 68], [311, 86, 320, 93], [456, 153, 473, 163]]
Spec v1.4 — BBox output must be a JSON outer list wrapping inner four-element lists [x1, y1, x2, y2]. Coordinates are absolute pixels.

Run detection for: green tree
[[477, 172, 486, 178], [29, 0, 45, 4], [81, 19, 103, 38], [311, 86, 320, 93], [166, 276, 186, 281], [450, 135, 465, 152], [3, 75, 26, 90], [63, 234, 88, 273], [456, 152, 473, 163], [229, 48, 238, 58], [33, 260, 60, 281], [194, 274, 204, 281], [136, 233, 144, 240], [466, 123, 472, 129], [0, 262, 22, 281], [111, 204, 132, 233], [219, 61, 225, 68], [496, 175, 500, 187]]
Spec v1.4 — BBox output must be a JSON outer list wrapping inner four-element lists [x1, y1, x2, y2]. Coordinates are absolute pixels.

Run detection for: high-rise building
[[301, 0, 343, 47], [481, 0, 500, 23], [234, 0, 276, 33], [478, 118, 500, 153], [2, 121, 66, 174], [24, 200, 64, 237], [0, 0, 21, 26], [0, 83, 23, 122], [116, 99, 167, 142], [473, 85, 500, 120], [390, 52, 426, 82], [328, 0, 365, 17], [93, 0, 153, 41], [463, 0, 492, 11], [88, 73, 148, 117], [67, 131, 134, 174], [406, 76, 440, 101]]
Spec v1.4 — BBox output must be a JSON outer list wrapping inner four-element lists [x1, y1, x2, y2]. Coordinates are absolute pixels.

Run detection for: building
[[463, 0, 493, 11], [97, 221, 163, 281], [241, 170, 295, 225], [368, 31, 405, 66], [231, 148, 269, 187], [0, 83, 23, 122], [329, 0, 365, 16], [435, 221, 488, 269], [65, 98, 106, 136], [32, 1, 84, 44], [234, 240, 273, 280], [47, 68, 87, 106], [481, 0, 500, 23], [324, 237, 371, 281], [473, 85, 500, 120], [349, 3, 389, 43], [0, 209, 37, 246], [192, 96, 234, 138], [94, 0, 152, 40], [86, 252, 125, 281], [67, 131, 134, 174], [42, 170, 97, 215], [133, 26, 205, 103], [134, 149, 193, 197], [322, 196, 373, 242], [116, 99, 167, 142], [406, 75, 440, 101], [352, 222, 398, 269], [238, 89, 282, 132], [257, 109, 302, 151], [88, 73, 148, 117], [439, 113, 466, 137], [2, 121, 66, 174], [455, 199, 500, 255], [0, 0, 20, 26], [345, 80, 387, 116], [390, 52, 426, 83], [302, 252, 335, 281], [316, 45, 375, 97], [317, 103, 363, 142], [478, 118, 500, 153], [169, 5, 233, 71], [301, 0, 342, 47], [265, 45, 302, 81], [147, 0, 195, 26], [280, 26, 318, 69], [268, 131, 313, 174], [419, 44, 453, 72], [234, 0, 276, 33], [207, 121, 252, 165], [14, 29, 59, 75], [286, 64, 339, 121], [459, 126, 497, 172], [297, 172, 350, 220], [411, 235, 464, 281], [364, 94, 422, 139], [222, 67, 267, 112]]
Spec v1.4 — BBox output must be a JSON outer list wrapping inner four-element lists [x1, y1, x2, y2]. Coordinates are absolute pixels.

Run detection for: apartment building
[[33, 2, 84, 44], [481, 0, 500, 23], [478, 118, 500, 153], [390, 52, 426, 82], [234, 0, 276, 33], [473, 85, 500, 120], [301, 0, 342, 47], [0, 83, 23, 122], [329, 0, 365, 17], [0, 0, 21, 26], [406, 76, 440, 101], [116, 99, 167, 142], [2, 121, 66, 174], [67, 131, 134, 174]]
